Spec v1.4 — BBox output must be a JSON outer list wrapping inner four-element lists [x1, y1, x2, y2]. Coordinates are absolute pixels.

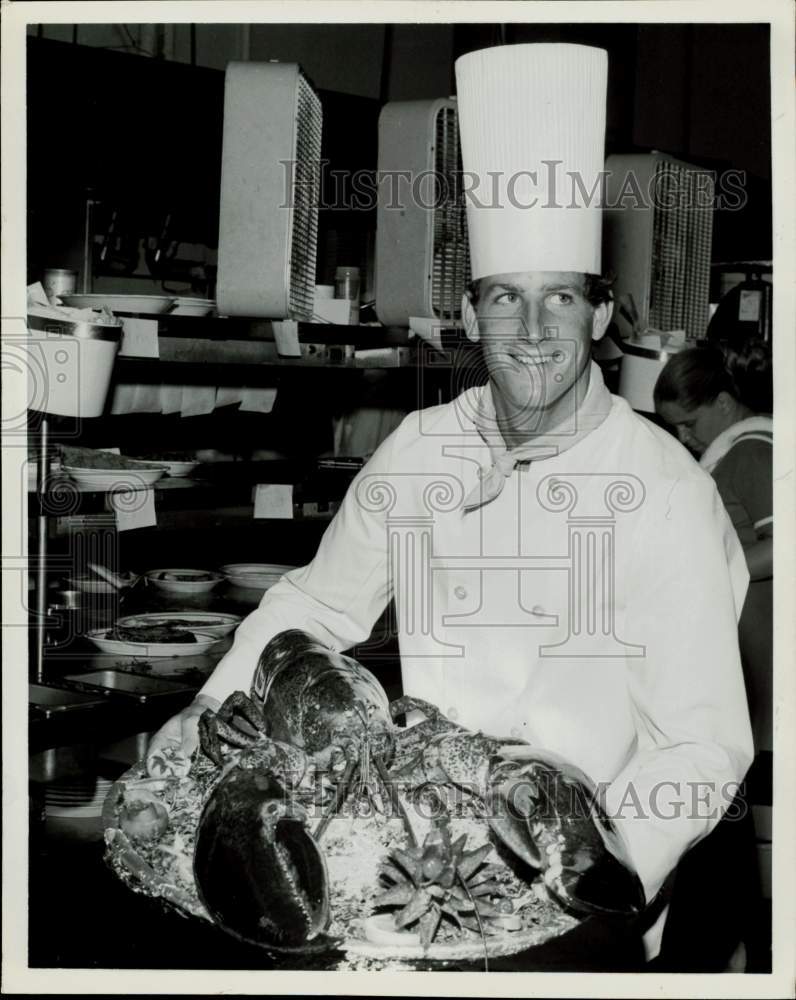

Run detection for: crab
[[192, 629, 646, 954]]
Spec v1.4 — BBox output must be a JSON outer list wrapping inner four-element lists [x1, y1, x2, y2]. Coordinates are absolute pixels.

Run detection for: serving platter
[[85, 627, 222, 657], [116, 612, 241, 639], [102, 761, 579, 967]]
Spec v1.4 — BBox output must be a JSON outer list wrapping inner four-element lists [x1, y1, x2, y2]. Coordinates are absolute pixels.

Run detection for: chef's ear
[[590, 299, 613, 343], [716, 390, 735, 414], [462, 288, 480, 343]]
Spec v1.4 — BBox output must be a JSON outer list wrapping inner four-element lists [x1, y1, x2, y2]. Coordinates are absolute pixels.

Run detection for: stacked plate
[[59, 293, 177, 315], [44, 776, 115, 840], [220, 563, 296, 592], [170, 297, 216, 317], [132, 458, 200, 478]]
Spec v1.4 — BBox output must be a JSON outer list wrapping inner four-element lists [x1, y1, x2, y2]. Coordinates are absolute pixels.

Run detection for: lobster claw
[[485, 748, 646, 918], [194, 767, 336, 952]]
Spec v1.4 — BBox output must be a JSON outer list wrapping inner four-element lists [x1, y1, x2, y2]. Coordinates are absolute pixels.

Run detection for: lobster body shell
[[251, 629, 394, 760]]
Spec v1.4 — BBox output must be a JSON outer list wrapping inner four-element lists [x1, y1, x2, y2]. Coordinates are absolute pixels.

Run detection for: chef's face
[[463, 271, 611, 427], [656, 398, 731, 456]]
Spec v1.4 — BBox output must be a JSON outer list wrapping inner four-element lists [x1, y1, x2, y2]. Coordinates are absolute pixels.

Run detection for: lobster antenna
[[313, 757, 357, 842], [458, 869, 490, 973], [373, 755, 418, 850]]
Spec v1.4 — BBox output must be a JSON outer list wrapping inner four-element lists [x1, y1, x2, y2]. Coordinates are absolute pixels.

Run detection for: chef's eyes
[[491, 291, 576, 307], [493, 291, 519, 305]]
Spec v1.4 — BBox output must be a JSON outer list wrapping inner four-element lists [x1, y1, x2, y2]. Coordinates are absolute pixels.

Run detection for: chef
[[149, 43, 753, 961]]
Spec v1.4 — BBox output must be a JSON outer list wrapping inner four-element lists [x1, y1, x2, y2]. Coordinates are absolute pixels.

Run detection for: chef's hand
[[145, 693, 221, 777]]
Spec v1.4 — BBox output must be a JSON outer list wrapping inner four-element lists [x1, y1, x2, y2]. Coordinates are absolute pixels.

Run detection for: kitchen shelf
[[110, 314, 472, 375], [33, 461, 360, 518]]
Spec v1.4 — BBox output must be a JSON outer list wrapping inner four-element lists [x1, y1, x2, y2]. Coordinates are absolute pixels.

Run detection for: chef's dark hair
[[654, 341, 772, 415], [467, 273, 614, 308]]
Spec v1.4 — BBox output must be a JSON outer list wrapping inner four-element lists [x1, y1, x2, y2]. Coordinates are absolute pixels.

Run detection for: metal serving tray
[[61, 669, 195, 704], [29, 683, 108, 719]]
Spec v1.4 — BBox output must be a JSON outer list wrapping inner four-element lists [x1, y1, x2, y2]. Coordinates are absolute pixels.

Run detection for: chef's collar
[[462, 361, 613, 512]]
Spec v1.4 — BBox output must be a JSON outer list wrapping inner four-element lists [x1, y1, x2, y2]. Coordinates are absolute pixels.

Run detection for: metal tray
[[61, 670, 195, 704], [29, 683, 108, 718]]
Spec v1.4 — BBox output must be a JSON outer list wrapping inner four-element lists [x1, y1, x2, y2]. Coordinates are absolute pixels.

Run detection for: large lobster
[[189, 629, 645, 952]]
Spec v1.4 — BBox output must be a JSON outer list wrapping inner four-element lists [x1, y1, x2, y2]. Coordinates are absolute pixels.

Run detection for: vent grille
[[431, 106, 471, 322], [287, 73, 323, 319], [650, 161, 714, 340]]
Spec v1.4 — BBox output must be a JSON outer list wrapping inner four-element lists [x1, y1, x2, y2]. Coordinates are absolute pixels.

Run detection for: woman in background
[[654, 341, 773, 754], [653, 340, 773, 972]]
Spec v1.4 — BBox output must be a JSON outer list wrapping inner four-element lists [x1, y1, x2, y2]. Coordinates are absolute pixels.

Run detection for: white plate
[[170, 298, 216, 317], [116, 612, 241, 638], [220, 562, 296, 591], [85, 627, 221, 657], [145, 568, 223, 595], [129, 458, 199, 478], [59, 293, 176, 315], [63, 465, 165, 490]]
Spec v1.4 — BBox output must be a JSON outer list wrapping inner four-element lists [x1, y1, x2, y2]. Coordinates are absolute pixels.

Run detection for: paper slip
[[111, 487, 157, 531], [180, 385, 217, 417], [253, 483, 293, 519], [240, 387, 277, 413], [118, 317, 160, 358], [273, 319, 301, 357]]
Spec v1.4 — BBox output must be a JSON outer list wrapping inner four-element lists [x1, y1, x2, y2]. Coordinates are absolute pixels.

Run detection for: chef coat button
[[531, 605, 545, 616], [447, 707, 458, 721], [454, 586, 468, 600]]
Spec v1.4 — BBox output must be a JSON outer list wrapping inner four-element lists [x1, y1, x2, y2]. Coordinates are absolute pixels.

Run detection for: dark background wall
[[26, 21, 772, 285]]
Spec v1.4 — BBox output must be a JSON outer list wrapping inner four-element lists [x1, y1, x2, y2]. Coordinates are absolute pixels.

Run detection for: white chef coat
[[202, 368, 753, 954]]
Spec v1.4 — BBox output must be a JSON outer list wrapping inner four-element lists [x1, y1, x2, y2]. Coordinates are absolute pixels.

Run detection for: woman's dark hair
[[720, 336, 773, 414], [653, 341, 772, 414], [467, 272, 614, 307], [654, 346, 739, 411]]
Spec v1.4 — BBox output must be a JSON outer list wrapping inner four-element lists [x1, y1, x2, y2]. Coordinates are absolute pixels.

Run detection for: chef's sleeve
[[603, 475, 754, 905], [198, 426, 400, 704]]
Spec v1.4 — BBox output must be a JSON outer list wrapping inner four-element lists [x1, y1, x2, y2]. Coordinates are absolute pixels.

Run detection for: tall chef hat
[[455, 43, 608, 279]]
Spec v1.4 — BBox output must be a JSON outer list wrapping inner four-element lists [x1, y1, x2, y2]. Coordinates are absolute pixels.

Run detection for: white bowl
[[59, 293, 176, 315], [220, 563, 296, 592], [63, 465, 166, 491], [170, 298, 216, 317], [145, 568, 223, 595]]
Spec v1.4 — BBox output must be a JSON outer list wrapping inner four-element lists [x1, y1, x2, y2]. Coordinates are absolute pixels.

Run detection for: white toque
[[455, 43, 608, 279]]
